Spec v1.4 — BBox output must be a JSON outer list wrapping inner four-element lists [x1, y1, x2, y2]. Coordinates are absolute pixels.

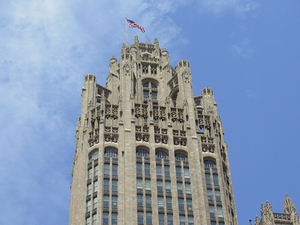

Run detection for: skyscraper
[[69, 36, 238, 225]]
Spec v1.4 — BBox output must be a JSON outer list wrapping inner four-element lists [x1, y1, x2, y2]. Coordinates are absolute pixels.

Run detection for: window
[[104, 164, 110, 175], [211, 222, 216, 225], [145, 195, 151, 207], [152, 92, 157, 100], [146, 212, 152, 224], [209, 205, 215, 217], [103, 195, 109, 207], [157, 180, 163, 192], [112, 180, 118, 191], [92, 214, 97, 225], [86, 200, 91, 212], [167, 214, 173, 225], [159, 213, 165, 225], [111, 213, 117, 225], [156, 165, 162, 176], [207, 189, 213, 200], [178, 198, 184, 210], [215, 190, 221, 201], [188, 216, 194, 225], [137, 194, 143, 207], [88, 168, 92, 179], [138, 212, 144, 224], [158, 196, 164, 208], [86, 217, 90, 225], [137, 149, 149, 157], [164, 165, 170, 177], [112, 196, 118, 208], [89, 151, 98, 161], [184, 168, 189, 178], [156, 151, 168, 159], [145, 164, 150, 175], [205, 174, 211, 185], [186, 199, 192, 211], [166, 197, 172, 209], [93, 197, 97, 209], [94, 165, 98, 177], [103, 212, 109, 225], [185, 183, 191, 194], [143, 81, 158, 101], [104, 179, 109, 191], [87, 184, 92, 195], [213, 174, 219, 186], [112, 164, 118, 176], [145, 179, 151, 190], [204, 159, 216, 168], [176, 166, 182, 178], [137, 178, 143, 190], [137, 163, 142, 174], [165, 181, 171, 192], [105, 149, 117, 158], [217, 206, 223, 217], [175, 153, 187, 161], [180, 215, 186, 225], [93, 180, 98, 192], [177, 182, 183, 194]]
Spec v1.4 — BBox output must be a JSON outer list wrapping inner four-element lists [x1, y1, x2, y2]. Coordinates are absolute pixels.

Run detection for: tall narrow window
[[188, 216, 194, 225], [137, 179, 143, 190], [145, 195, 151, 207], [88, 168, 92, 179], [145, 164, 150, 175], [165, 181, 171, 192], [175, 152, 187, 161], [112, 196, 118, 208], [157, 180, 163, 192], [104, 179, 109, 191], [137, 194, 143, 207], [204, 159, 216, 168], [112, 180, 118, 191], [104, 164, 110, 175], [176, 166, 182, 178], [145, 179, 151, 190], [185, 183, 191, 194], [207, 189, 213, 200], [105, 149, 117, 158], [89, 151, 98, 161], [184, 168, 189, 178], [213, 174, 219, 186], [177, 182, 183, 194], [87, 184, 92, 195], [94, 165, 98, 177], [159, 213, 165, 225], [86, 217, 90, 225], [180, 215, 186, 225], [86, 200, 91, 212], [166, 197, 172, 209], [103, 212, 109, 225], [146, 212, 152, 224], [112, 164, 118, 176], [217, 206, 223, 217], [93, 180, 98, 193], [111, 213, 117, 225], [167, 214, 173, 225], [164, 165, 170, 177], [158, 196, 164, 208], [215, 190, 221, 201], [156, 151, 168, 159], [156, 165, 162, 176], [103, 195, 109, 207], [178, 198, 184, 210], [137, 163, 142, 174], [137, 149, 149, 157], [205, 174, 211, 185], [209, 205, 215, 217], [93, 197, 97, 209], [143, 81, 158, 102], [138, 212, 144, 224], [186, 199, 192, 211], [92, 214, 97, 225]]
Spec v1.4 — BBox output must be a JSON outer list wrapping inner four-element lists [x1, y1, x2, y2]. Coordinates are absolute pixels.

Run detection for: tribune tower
[[69, 36, 238, 225]]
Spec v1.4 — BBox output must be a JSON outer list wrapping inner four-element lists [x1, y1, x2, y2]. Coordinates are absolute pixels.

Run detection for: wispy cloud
[[231, 39, 254, 57]]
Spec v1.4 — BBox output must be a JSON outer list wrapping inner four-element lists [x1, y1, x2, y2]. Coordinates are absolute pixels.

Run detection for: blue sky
[[0, 0, 299, 224]]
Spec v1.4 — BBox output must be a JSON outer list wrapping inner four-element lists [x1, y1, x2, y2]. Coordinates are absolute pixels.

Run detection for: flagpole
[[125, 17, 127, 46]]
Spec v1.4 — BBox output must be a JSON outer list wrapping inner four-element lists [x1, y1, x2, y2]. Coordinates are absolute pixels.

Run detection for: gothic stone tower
[[69, 36, 238, 225]]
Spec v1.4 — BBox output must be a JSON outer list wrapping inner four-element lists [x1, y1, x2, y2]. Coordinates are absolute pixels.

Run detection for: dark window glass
[[103, 195, 109, 207], [103, 212, 109, 225], [204, 160, 216, 168], [105, 149, 117, 158], [145, 195, 151, 207], [156, 151, 168, 159], [175, 153, 187, 161], [112, 164, 118, 176], [137, 194, 143, 206], [178, 198, 184, 210], [164, 165, 170, 177], [166, 197, 172, 209], [112, 180, 118, 191], [145, 164, 150, 175], [137, 149, 149, 157], [104, 179, 109, 190], [112, 196, 118, 208], [136, 163, 142, 174]]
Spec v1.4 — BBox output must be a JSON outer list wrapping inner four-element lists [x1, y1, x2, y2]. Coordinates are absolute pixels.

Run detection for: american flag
[[126, 19, 145, 33]]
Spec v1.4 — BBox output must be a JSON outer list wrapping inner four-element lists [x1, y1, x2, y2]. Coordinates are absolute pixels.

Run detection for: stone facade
[[252, 194, 300, 225], [69, 36, 238, 225]]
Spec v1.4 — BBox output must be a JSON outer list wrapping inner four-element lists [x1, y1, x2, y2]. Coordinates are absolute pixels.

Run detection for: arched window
[[204, 159, 216, 168], [175, 152, 188, 161], [136, 149, 149, 157], [143, 80, 158, 101], [105, 149, 118, 158], [156, 150, 168, 159], [89, 151, 99, 161]]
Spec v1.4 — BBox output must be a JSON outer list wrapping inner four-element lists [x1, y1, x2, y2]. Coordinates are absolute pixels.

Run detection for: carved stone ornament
[[124, 63, 130, 76], [183, 71, 190, 83]]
